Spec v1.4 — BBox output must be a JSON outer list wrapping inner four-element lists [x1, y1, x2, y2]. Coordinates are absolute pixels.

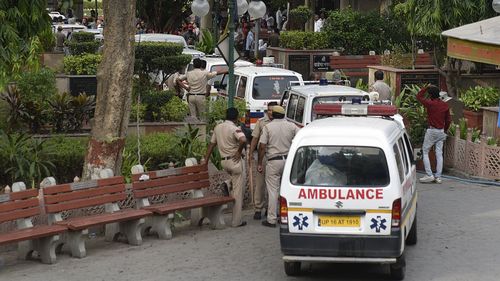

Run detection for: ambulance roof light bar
[[313, 103, 398, 116]]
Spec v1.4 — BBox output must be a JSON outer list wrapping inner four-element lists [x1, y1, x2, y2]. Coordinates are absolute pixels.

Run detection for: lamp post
[[192, 0, 265, 108], [493, 0, 500, 13], [248, 0, 267, 60]]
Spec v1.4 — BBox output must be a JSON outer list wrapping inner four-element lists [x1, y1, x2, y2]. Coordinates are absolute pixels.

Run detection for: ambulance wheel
[[390, 254, 406, 280], [284, 261, 301, 276], [406, 214, 417, 245]]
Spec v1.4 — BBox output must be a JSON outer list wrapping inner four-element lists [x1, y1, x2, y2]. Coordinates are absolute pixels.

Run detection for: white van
[[279, 104, 417, 280], [217, 66, 303, 129], [281, 82, 370, 127]]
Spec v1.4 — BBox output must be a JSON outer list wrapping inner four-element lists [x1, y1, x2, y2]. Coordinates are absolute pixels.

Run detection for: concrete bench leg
[[204, 204, 228, 230], [105, 222, 120, 242], [36, 235, 60, 264], [119, 218, 145, 246], [17, 240, 34, 260], [68, 229, 88, 258], [141, 216, 154, 236], [150, 214, 174, 240]]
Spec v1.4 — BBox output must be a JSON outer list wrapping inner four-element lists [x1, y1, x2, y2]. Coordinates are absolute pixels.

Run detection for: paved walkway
[[1, 177, 500, 281]]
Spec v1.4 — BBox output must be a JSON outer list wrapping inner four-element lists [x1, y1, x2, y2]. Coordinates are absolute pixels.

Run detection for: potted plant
[[459, 86, 500, 130]]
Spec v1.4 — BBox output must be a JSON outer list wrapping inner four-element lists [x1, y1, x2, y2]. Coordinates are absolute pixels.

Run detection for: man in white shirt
[[314, 14, 323, 32], [369, 70, 392, 102], [245, 25, 254, 59], [276, 8, 282, 30]]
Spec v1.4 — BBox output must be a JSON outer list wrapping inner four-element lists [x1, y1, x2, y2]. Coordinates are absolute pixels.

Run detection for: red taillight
[[279, 196, 288, 224], [391, 198, 401, 227]]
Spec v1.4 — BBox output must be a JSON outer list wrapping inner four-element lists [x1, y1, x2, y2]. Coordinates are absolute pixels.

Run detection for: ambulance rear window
[[253, 76, 299, 100], [290, 146, 390, 187]]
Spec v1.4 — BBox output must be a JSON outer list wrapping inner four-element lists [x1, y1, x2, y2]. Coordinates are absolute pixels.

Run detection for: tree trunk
[[82, 0, 137, 180]]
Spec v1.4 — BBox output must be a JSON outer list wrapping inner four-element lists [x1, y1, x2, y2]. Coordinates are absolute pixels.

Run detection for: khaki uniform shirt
[[211, 120, 246, 158], [179, 69, 217, 95], [251, 115, 271, 141], [260, 119, 299, 159], [370, 80, 392, 101]]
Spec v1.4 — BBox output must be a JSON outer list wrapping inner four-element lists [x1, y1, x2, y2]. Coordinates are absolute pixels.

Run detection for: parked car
[[134, 33, 205, 58], [52, 24, 87, 38], [48, 11, 66, 22]]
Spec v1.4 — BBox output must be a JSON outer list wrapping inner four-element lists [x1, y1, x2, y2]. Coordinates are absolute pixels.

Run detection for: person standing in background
[[245, 23, 254, 59], [55, 26, 66, 52], [276, 8, 282, 30], [314, 14, 323, 32], [369, 70, 392, 102]]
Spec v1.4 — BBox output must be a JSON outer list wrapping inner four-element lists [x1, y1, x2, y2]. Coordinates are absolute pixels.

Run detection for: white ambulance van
[[280, 81, 371, 127], [216, 66, 303, 129], [279, 104, 417, 280]]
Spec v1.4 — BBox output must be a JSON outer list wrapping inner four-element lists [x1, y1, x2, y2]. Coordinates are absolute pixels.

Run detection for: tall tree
[[0, 0, 51, 89], [136, 0, 190, 32], [394, 0, 495, 96], [82, 0, 137, 179]]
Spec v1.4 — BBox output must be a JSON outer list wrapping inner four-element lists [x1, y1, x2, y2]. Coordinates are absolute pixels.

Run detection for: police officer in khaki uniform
[[258, 106, 299, 227], [249, 101, 278, 220], [179, 58, 227, 120], [204, 108, 247, 227]]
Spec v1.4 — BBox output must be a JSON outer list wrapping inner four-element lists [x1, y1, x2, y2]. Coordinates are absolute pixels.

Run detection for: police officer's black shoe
[[261, 221, 276, 228], [220, 182, 229, 196], [253, 212, 262, 220]]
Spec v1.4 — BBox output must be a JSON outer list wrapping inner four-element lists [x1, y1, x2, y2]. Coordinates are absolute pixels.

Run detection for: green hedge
[[64, 54, 102, 75], [66, 41, 100, 55], [44, 136, 88, 184], [71, 32, 96, 42], [280, 31, 329, 50]]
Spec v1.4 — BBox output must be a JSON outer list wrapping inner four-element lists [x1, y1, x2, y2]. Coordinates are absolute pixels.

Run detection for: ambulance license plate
[[318, 215, 361, 227]]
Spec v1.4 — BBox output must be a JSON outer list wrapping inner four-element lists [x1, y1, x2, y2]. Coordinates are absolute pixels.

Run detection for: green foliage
[[126, 133, 183, 169], [160, 96, 188, 122], [130, 103, 147, 122], [0, 86, 30, 132], [322, 8, 411, 55], [16, 68, 57, 104], [196, 29, 215, 54], [470, 128, 481, 143], [486, 137, 498, 146], [459, 86, 500, 112], [395, 85, 427, 146], [121, 148, 150, 183], [458, 118, 468, 140], [64, 54, 102, 75], [280, 31, 328, 50], [448, 122, 456, 136], [177, 124, 206, 162], [71, 32, 96, 42], [355, 79, 369, 92], [44, 136, 87, 184], [380, 47, 413, 69], [141, 88, 174, 121], [0, 132, 55, 188], [48, 92, 96, 132], [205, 98, 247, 133], [66, 41, 100, 55], [0, 0, 51, 89], [39, 27, 56, 52], [135, 42, 191, 86], [289, 6, 313, 30]]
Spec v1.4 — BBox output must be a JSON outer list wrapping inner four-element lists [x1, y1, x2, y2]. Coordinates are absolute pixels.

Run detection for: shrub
[[141, 88, 174, 121], [48, 92, 96, 132], [289, 5, 313, 30], [205, 98, 247, 133], [126, 133, 183, 169], [66, 41, 100, 55], [39, 27, 56, 52], [459, 86, 500, 112], [280, 31, 329, 50], [129, 102, 146, 122], [64, 54, 102, 75], [43, 136, 87, 184], [71, 32, 96, 42], [16, 68, 57, 104], [160, 96, 188, 122], [394, 85, 427, 146]]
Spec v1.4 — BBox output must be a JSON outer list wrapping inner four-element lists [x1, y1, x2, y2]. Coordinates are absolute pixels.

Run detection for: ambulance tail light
[[313, 104, 398, 116], [391, 198, 401, 227], [279, 196, 288, 224]]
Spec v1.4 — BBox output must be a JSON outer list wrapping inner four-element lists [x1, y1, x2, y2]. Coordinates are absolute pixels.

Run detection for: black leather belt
[[189, 93, 205, 96], [222, 156, 244, 160], [268, 155, 287, 161]]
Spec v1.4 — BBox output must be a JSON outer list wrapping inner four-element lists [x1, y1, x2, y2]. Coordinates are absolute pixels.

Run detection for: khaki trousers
[[265, 159, 286, 224], [254, 155, 267, 212], [221, 158, 244, 227], [188, 95, 206, 120]]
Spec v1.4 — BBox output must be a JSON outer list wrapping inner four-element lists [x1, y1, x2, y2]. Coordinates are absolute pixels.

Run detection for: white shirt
[[314, 19, 323, 32], [246, 30, 254, 51], [276, 10, 282, 29]]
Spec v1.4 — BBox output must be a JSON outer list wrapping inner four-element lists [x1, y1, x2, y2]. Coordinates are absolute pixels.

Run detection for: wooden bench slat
[[54, 209, 151, 230], [0, 207, 40, 224], [145, 196, 234, 215], [132, 172, 208, 190], [0, 224, 67, 245], [43, 176, 124, 195], [44, 184, 125, 204], [131, 165, 207, 182], [5, 189, 38, 201], [0, 198, 39, 213], [133, 179, 210, 199], [45, 192, 126, 213]]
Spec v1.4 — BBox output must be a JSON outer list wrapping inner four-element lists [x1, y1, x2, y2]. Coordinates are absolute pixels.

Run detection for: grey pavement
[[1, 177, 500, 281]]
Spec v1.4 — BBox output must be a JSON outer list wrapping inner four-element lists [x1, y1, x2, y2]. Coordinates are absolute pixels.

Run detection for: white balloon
[[248, 0, 266, 19], [493, 0, 500, 13], [191, 0, 210, 17], [237, 0, 248, 16]]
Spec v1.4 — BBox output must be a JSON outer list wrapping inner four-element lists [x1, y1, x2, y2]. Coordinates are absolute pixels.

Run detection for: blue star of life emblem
[[370, 216, 387, 233], [292, 213, 309, 230]]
